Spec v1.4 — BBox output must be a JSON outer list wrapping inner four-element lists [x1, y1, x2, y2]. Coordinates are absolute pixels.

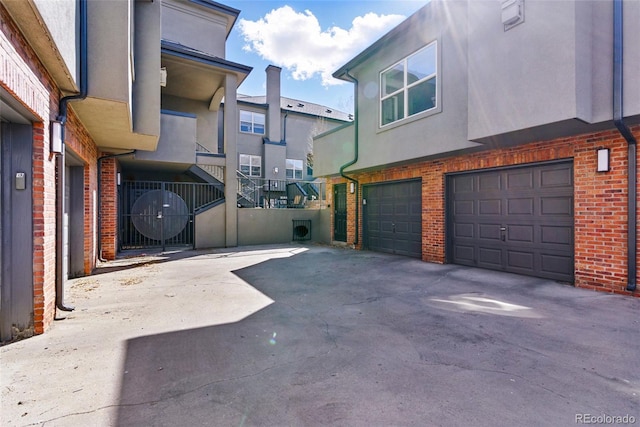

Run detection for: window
[[240, 110, 265, 135], [286, 159, 303, 180], [239, 154, 262, 177], [380, 41, 437, 127]]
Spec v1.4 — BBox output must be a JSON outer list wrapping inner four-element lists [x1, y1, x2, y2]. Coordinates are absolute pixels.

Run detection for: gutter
[[55, 0, 88, 312], [613, 0, 637, 292], [96, 151, 136, 262], [339, 70, 359, 245]]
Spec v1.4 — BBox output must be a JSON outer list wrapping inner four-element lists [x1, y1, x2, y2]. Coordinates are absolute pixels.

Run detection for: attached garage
[[363, 179, 422, 258], [447, 161, 574, 282]]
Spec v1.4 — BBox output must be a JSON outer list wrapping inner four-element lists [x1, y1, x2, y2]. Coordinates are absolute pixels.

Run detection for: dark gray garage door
[[448, 162, 574, 282], [363, 180, 422, 258]]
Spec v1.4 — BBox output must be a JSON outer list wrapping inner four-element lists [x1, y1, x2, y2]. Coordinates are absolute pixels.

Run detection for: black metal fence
[[120, 181, 224, 250]]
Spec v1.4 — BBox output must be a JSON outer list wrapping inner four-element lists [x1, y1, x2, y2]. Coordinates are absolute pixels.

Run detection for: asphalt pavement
[[2, 244, 639, 427]]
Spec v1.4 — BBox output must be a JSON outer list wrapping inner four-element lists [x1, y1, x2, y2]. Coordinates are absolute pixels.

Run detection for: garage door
[[448, 162, 574, 282], [363, 180, 422, 258]]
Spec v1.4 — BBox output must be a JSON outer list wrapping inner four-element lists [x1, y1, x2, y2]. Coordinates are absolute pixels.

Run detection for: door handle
[[500, 226, 506, 241]]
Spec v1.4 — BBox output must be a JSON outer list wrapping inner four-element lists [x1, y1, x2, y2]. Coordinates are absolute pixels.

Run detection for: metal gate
[[120, 181, 224, 250]]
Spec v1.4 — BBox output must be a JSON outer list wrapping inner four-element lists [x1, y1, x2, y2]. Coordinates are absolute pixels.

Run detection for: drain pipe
[[340, 70, 360, 245], [55, 0, 88, 312], [97, 151, 135, 262], [613, 0, 637, 292]]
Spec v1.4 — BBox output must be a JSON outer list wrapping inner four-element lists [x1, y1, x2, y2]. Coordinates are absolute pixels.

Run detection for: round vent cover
[[131, 190, 189, 240]]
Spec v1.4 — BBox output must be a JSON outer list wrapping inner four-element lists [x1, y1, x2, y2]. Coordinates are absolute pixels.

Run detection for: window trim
[[379, 41, 438, 129], [239, 154, 262, 177], [239, 110, 266, 135]]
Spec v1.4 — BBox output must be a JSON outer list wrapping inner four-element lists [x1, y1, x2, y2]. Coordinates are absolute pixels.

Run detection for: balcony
[[134, 110, 197, 164], [313, 123, 355, 177]]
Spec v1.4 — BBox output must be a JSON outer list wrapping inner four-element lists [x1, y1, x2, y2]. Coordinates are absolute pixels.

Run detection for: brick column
[[99, 158, 118, 260]]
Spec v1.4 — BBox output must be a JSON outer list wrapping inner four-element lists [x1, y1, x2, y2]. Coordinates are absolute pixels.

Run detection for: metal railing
[[236, 175, 327, 209]]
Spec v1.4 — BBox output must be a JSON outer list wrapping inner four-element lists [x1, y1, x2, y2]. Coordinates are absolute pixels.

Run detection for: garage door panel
[[455, 200, 474, 215], [508, 198, 534, 215], [507, 225, 534, 243], [507, 170, 534, 189], [478, 247, 503, 267], [541, 225, 572, 245], [541, 167, 573, 188], [455, 223, 474, 238], [541, 196, 573, 216], [479, 223, 501, 240], [541, 253, 573, 276], [449, 162, 574, 282], [479, 173, 501, 191], [507, 250, 534, 270], [479, 199, 501, 215]]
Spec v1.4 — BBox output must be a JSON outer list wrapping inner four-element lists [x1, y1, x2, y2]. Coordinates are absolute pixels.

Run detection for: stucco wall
[[238, 209, 326, 246], [195, 203, 226, 249]]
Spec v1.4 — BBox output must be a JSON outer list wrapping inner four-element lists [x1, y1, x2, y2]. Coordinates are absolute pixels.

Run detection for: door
[[334, 184, 347, 242], [448, 161, 574, 282], [363, 180, 422, 258]]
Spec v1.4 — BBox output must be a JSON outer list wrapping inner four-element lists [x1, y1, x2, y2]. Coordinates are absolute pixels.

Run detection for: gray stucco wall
[[87, 0, 130, 103], [162, 95, 219, 153], [33, 0, 77, 84], [133, 0, 161, 138], [238, 209, 326, 246], [135, 111, 196, 163], [195, 203, 226, 249], [339, 1, 480, 173], [161, 0, 228, 58]]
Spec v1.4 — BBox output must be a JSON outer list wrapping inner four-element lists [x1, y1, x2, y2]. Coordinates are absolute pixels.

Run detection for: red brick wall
[[100, 158, 119, 260], [1, 5, 99, 334], [329, 126, 640, 296]]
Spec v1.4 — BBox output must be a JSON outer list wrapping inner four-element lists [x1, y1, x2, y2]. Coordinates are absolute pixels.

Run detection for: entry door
[[334, 184, 347, 242], [448, 162, 574, 282], [363, 180, 422, 258]]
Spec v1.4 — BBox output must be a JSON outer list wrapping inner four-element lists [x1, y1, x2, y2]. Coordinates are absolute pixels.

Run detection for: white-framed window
[[239, 154, 262, 177], [240, 110, 265, 135], [286, 159, 303, 180], [380, 41, 437, 127]]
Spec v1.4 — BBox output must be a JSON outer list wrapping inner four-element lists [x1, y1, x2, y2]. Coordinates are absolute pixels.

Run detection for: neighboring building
[[314, 0, 640, 295], [233, 65, 351, 208]]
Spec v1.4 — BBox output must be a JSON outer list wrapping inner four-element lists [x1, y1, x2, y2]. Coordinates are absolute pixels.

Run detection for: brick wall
[[99, 158, 118, 260], [1, 4, 99, 334], [329, 126, 640, 296]]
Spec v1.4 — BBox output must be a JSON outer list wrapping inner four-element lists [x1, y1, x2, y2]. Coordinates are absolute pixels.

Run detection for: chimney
[[266, 65, 282, 143]]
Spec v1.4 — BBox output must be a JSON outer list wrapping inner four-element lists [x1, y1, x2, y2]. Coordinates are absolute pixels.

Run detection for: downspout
[[613, 0, 637, 291], [340, 70, 359, 245], [283, 112, 288, 143], [97, 151, 135, 262], [55, 0, 88, 312]]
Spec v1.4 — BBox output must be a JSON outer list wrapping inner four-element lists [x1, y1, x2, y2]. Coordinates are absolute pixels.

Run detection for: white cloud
[[238, 6, 405, 86]]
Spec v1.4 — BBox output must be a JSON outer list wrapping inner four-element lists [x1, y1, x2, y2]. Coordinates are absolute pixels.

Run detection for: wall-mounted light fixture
[[273, 167, 279, 175], [117, 172, 121, 186], [160, 67, 167, 87], [597, 148, 610, 172], [50, 121, 63, 154], [350, 182, 355, 193]]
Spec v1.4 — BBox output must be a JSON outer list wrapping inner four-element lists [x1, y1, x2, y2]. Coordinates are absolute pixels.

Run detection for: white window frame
[[286, 159, 303, 180], [239, 110, 265, 135], [380, 41, 438, 128], [239, 154, 262, 177]]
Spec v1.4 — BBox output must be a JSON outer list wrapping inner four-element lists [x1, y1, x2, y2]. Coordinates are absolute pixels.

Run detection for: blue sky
[[222, 1, 428, 114]]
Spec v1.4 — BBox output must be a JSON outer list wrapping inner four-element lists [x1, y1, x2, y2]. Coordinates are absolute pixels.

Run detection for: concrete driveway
[[2, 244, 639, 427]]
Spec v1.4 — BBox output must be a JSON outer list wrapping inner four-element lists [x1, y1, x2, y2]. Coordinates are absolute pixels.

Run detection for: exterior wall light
[[50, 121, 63, 154], [350, 182, 355, 193], [273, 167, 278, 175], [597, 148, 610, 172]]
